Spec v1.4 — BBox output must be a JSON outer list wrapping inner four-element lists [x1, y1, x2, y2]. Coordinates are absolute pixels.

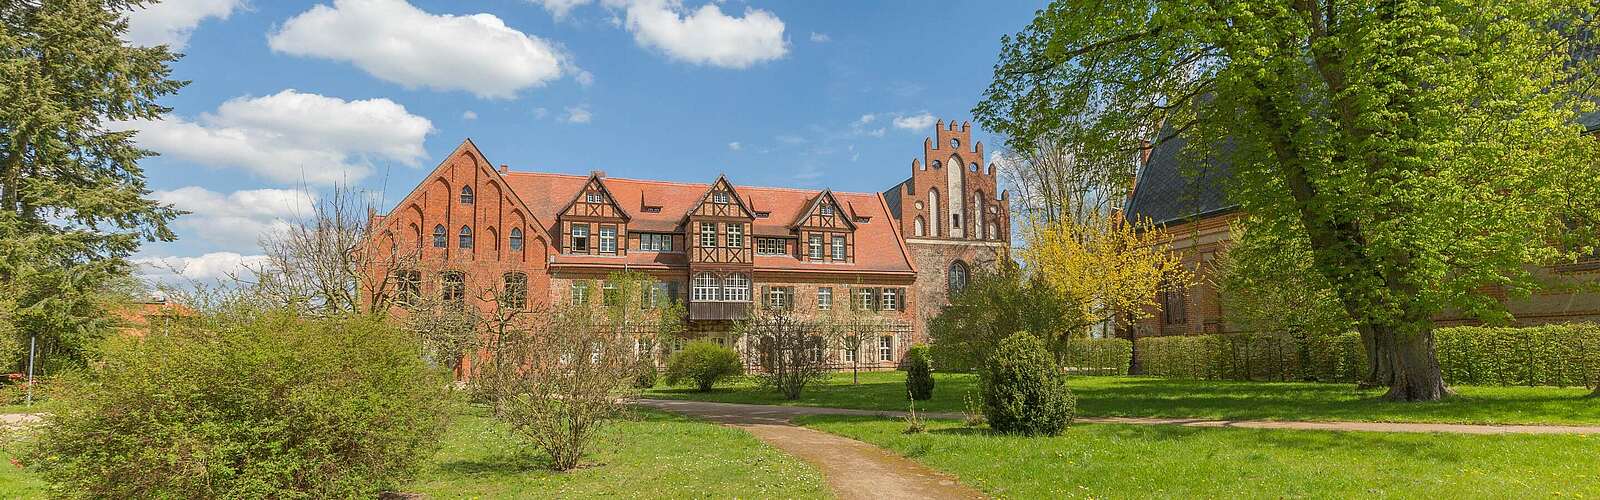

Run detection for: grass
[[0, 406, 829, 499], [797, 414, 1600, 499], [643, 371, 1600, 425]]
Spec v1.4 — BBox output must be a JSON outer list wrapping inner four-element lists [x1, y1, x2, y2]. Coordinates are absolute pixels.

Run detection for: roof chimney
[[591, 170, 606, 178], [499, 164, 509, 173]]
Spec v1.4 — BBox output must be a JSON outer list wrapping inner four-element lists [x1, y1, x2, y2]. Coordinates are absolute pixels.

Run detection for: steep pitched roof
[[1125, 124, 1237, 226], [788, 189, 858, 230], [500, 171, 915, 274]]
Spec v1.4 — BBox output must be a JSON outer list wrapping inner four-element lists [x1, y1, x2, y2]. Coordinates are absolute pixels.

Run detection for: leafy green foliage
[[634, 362, 658, 389], [1061, 338, 1132, 376], [1138, 325, 1600, 388], [929, 265, 1083, 371], [980, 332, 1075, 436], [24, 310, 453, 499], [977, 0, 1600, 400], [1213, 221, 1353, 339], [904, 344, 934, 401], [664, 341, 743, 392], [1, 0, 185, 372]]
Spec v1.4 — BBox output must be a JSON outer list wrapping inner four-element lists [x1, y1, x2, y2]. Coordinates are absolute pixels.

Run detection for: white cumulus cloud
[[269, 0, 569, 99], [154, 186, 315, 249], [893, 112, 936, 132], [462, 110, 478, 120], [615, 0, 788, 69], [564, 105, 593, 124], [530, 0, 594, 19], [119, 89, 434, 185], [123, 0, 241, 50], [135, 252, 268, 283]]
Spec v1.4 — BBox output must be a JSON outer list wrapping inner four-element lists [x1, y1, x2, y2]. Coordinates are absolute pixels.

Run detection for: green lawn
[[644, 371, 1600, 425], [797, 414, 1600, 499], [0, 407, 829, 499]]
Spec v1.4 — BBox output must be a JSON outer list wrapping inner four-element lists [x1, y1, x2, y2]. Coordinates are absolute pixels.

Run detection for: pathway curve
[[636, 399, 1600, 435], [635, 400, 984, 500]]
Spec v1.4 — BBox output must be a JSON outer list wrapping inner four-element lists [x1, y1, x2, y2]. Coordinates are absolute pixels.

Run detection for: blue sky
[[126, 0, 1043, 281]]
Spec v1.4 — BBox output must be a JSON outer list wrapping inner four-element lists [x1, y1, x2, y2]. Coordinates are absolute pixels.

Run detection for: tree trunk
[[1356, 324, 1394, 389], [1378, 323, 1451, 402]]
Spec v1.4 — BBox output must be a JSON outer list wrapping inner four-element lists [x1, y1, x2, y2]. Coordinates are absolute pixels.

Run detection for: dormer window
[[713, 191, 730, 204], [586, 192, 603, 204], [460, 186, 474, 204]]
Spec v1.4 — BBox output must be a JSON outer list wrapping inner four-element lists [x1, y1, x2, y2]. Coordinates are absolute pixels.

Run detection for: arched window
[[692, 272, 720, 301], [948, 260, 970, 295], [927, 188, 941, 237], [460, 186, 474, 204], [432, 225, 447, 248], [459, 226, 473, 248], [914, 216, 926, 237], [441, 271, 465, 302], [987, 223, 999, 240], [722, 273, 750, 302], [930, 160, 942, 169], [969, 162, 979, 172], [503, 272, 527, 309], [509, 228, 524, 251]]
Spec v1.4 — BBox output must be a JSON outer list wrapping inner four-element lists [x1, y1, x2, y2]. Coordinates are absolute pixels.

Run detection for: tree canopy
[[978, 0, 1600, 400]]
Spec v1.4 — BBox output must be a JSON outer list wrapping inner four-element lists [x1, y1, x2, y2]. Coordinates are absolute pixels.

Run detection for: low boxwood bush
[[1136, 324, 1600, 387], [1061, 338, 1132, 375], [664, 341, 743, 391], [26, 310, 453, 499], [904, 344, 934, 400], [980, 332, 1076, 436]]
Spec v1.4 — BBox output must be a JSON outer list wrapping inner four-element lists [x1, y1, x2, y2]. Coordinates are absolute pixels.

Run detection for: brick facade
[[367, 122, 1009, 369]]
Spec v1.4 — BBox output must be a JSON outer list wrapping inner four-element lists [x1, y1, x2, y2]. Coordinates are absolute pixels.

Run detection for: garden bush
[[1136, 324, 1600, 387], [25, 310, 452, 499], [980, 332, 1076, 436], [634, 362, 658, 389], [664, 341, 743, 391], [1061, 338, 1132, 375], [904, 344, 934, 400]]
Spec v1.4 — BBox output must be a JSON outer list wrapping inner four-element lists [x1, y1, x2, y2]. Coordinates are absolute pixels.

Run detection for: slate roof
[[1582, 109, 1600, 132], [1124, 125, 1237, 226]]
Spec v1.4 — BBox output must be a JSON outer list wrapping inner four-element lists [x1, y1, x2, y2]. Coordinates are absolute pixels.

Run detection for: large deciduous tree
[[1, 0, 182, 371], [978, 0, 1600, 401]]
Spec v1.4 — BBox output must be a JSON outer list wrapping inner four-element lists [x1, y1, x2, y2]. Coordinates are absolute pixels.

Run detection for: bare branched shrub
[[250, 184, 416, 316], [742, 309, 833, 400]]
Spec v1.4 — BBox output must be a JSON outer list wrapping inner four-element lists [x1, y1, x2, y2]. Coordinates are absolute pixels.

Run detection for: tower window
[[460, 186, 474, 204], [949, 138, 960, 148], [930, 160, 942, 169], [970, 162, 979, 172]]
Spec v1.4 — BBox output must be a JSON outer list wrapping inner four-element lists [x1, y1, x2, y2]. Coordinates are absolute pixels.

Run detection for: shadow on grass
[[433, 451, 551, 476]]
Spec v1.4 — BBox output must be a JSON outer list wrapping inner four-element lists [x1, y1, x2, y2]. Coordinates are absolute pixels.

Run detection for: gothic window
[[432, 225, 447, 248], [831, 235, 846, 261], [722, 273, 750, 302], [458, 226, 473, 248], [509, 228, 524, 251], [393, 270, 420, 305], [808, 235, 823, 260], [914, 216, 926, 237], [693, 273, 719, 301], [948, 260, 970, 295], [503, 272, 527, 309], [987, 223, 999, 240], [441, 271, 465, 303], [460, 186, 474, 204], [570, 224, 589, 252]]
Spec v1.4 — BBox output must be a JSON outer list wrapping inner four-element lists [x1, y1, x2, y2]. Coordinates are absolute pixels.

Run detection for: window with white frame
[[570, 281, 589, 305], [817, 287, 832, 310], [723, 273, 750, 302], [879, 335, 893, 361], [831, 235, 845, 261], [599, 225, 617, 253], [699, 222, 718, 248], [807, 336, 823, 362], [808, 234, 823, 260], [766, 287, 791, 310], [586, 192, 603, 204], [757, 238, 785, 255], [570, 224, 589, 253], [856, 288, 875, 310], [640, 233, 672, 251], [713, 191, 730, 204], [727, 223, 744, 248], [693, 273, 719, 302], [819, 203, 833, 216], [881, 288, 898, 311], [843, 342, 856, 362]]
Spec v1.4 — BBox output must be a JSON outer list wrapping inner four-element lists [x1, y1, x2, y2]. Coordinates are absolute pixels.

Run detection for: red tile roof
[[502, 172, 915, 275]]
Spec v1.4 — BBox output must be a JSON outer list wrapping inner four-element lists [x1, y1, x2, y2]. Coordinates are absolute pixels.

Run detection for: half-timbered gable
[[684, 175, 755, 266], [791, 189, 857, 264], [557, 173, 630, 256]]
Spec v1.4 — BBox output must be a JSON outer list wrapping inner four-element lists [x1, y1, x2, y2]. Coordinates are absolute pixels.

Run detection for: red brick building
[[366, 120, 1008, 367], [1126, 113, 1600, 337]]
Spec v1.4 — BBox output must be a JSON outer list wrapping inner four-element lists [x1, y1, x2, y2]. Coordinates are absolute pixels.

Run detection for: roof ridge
[[502, 169, 880, 196]]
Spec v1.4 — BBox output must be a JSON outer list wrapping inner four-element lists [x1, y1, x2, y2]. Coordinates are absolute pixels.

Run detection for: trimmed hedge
[[981, 332, 1075, 436], [1136, 324, 1600, 387], [904, 344, 935, 400], [1061, 338, 1133, 376]]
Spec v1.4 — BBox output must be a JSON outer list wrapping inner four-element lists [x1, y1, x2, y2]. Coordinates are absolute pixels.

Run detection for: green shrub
[[1061, 338, 1132, 375], [26, 310, 452, 499], [1135, 324, 1600, 387], [633, 362, 659, 389], [904, 344, 934, 400], [664, 341, 743, 391], [980, 332, 1075, 436]]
